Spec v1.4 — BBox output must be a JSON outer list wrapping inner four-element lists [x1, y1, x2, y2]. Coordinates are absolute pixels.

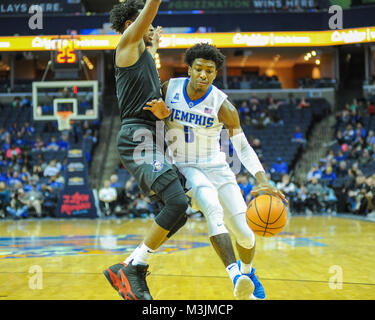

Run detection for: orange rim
[[57, 111, 74, 124]]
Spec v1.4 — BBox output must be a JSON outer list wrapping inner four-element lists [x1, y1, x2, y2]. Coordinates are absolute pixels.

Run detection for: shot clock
[[51, 38, 81, 72]]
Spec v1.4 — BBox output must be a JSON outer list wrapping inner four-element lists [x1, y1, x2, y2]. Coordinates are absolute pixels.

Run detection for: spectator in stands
[[271, 157, 288, 178], [287, 93, 296, 105], [0, 181, 10, 218], [124, 176, 139, 202], [9, 123, 21, 137], [22, 122, 35, 136], [335, 150, 347, 162], [134, 194, 151, 217], [11, 97, 21, 108], [23, 183, 43, 217], [347, 175, 369, 215], [321, 184, 337, 214], [297, 97, 311, 109], [294, 183, 308, 214], [350, 162, 364, 179], [43, 159, 61, 177], [306, 177, 324, 214], [350, 98, 359, 112], [237, 173, 252, 201], [366, 130, 375, 145], [240, 75, 250, 89], [325, 150, 335, 163], [238, 101, 250, 124], [41, 184, 58, 217], [32, 155, 47, 178], [0, 128, 9, 143], [321, 165, 337, 187], [14, 132, 26, 149], [6, 144, 21, 159], [19, 165, 31, 184], [32, 136, 45, 151], [359, 149, 372, 167], [48, 174, 64, 191], [349, 109, 362, 126], [291, 126, 307, 145], [110, 174, 121, 188], [266, 97, 283, 125], [306, 163, 322, 182], [249, 95, 259, 106], [229, 77, 240, 89], [335, 160, 348, 178], [58, 134, 69, 150], [355, 123, 366, 139], [335, 130, 345, 146], [46, 136, 60, 151], [342, 124, 355, 144], [276, 174, 297, 211], [6, 187, 28, 219], [8, 171, 22, 189], [367, 100, 375, 117], [99, 180, 118, 216], [252, 138, 263, 161]]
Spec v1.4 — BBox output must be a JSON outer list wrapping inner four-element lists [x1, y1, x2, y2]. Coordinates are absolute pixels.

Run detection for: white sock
[[132, 243, 155, 266], [226, 263, 241, 281], [124, 245, 141, 265], [239, 260, 252, 274]]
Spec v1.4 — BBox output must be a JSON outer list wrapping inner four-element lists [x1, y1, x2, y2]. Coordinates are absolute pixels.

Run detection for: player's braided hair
[[185, 43, 225, 70], [109, 0, 145, 33]]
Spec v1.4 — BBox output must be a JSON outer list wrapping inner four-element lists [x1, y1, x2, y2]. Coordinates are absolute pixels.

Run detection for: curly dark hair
[[184, 43, 225, 70], [109, 0, 145, 33]]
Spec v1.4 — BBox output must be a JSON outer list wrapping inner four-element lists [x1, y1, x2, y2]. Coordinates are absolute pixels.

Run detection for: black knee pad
[[167, 212, 188, 238], [154, 179, 188, 231]]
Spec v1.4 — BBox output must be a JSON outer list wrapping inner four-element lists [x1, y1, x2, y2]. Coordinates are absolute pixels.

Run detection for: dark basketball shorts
[[117, 122, 182, 196]]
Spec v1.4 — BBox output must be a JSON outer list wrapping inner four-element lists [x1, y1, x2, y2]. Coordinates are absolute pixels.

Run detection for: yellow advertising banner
[[1, 27, 375, 51]]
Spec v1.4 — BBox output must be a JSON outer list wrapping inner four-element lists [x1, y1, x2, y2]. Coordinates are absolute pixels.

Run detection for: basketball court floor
[[0, 215, 374, 300]]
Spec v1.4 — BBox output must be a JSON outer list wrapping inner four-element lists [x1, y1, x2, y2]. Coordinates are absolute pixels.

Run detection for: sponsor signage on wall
[[159, 0, 330, 11], [1, 27, 375, 51]]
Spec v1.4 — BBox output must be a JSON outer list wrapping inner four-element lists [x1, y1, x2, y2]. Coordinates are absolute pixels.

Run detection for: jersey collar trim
[[183, 78, 213, 108]]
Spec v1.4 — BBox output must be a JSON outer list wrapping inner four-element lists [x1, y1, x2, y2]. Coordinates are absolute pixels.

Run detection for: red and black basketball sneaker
[[103, 262, 128, 300], [117, 263, 153, 300]]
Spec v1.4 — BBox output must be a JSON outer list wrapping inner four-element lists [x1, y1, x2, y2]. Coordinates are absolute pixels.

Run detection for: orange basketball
[[246, 194, 288, 237]]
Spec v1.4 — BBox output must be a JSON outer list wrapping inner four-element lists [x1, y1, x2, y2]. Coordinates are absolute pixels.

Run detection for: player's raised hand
[[152, 26, 163, 49], [144, 98, 172, 119], [251, 182, 289, 206]]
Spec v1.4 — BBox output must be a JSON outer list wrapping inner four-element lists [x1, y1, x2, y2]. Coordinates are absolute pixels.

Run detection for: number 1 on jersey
[[184, 125, 194, 143]]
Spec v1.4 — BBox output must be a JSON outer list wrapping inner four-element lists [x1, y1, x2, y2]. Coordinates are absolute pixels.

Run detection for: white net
[[57, 111, 73, 131]]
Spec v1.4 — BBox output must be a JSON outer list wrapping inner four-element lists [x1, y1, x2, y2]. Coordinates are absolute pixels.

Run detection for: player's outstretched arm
[[116, 0, 161, 66], [218, 99, 288, 204]]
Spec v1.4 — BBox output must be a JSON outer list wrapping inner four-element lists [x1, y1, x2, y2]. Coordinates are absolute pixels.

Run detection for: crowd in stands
[[227, 75, 282, 90], [0, 102, 99, 220], [298, 77, 337, 89], [98, 171, 161, 219], [277, 97, 375, 216]]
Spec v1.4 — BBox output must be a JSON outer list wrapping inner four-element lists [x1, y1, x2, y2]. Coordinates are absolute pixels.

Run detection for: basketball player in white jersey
[[144, 43, 287, 300]]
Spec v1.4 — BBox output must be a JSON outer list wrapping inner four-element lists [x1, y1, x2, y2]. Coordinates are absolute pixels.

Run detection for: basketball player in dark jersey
[[103, 0, 188, 300]]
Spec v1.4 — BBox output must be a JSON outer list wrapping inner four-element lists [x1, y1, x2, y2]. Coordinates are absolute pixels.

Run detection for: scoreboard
[[51, 38, 81, 72]]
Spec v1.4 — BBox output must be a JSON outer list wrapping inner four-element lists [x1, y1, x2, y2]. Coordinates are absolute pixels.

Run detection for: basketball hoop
[[57, 111, 74, 131]]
